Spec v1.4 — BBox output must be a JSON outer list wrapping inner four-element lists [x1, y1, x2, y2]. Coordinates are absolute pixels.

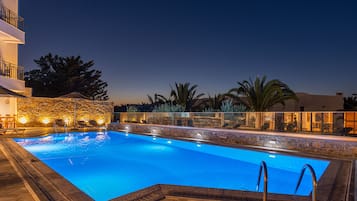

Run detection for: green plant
[[202, 107, 216, 112], [152, 103, 184, 112], [234, 104, 248, 112], [170, 82, 204, 111], [220, 99, 247, 112], [127, 106, 139, 112], [25, 53, 108, 100]]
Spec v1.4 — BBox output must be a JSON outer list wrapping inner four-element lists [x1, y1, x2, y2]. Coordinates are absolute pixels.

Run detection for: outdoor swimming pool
[[15, 131, 329, 201]]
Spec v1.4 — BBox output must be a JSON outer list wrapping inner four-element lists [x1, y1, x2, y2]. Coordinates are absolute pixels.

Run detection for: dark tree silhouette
[[147, 82, 204, 111], [25, 53, 108, 100], [147, 93, 171, 106], [344, 96, 357, 110], [203, 94, 226, 111], [229, 76, 297, 111], [170, 82, 205, 111]]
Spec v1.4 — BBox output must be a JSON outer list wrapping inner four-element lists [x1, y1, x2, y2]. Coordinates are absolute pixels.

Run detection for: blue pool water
[[15, 131, 329, 201]]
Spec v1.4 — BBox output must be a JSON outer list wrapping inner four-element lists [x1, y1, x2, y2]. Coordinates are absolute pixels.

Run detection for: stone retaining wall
[[110, 123, 357, 159], [17, 97, 113, 127]]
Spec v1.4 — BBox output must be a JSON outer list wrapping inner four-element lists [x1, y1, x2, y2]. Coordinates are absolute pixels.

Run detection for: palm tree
[[147, 93, 170, 106], [344, 96, 357, 110], [170, 82, 205, 111], [229, 76, 298, 111], [204, 94, 226, 111]]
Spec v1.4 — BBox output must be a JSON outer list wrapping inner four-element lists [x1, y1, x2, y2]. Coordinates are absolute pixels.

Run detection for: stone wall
[[17, 97, 113, 127], [110, 123, 357, 159]]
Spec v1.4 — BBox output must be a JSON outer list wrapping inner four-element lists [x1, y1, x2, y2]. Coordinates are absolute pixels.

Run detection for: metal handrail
[[295, 164, 317, 201], [256, 161, 268, 201], [0, 5, 24, 30], [0, 59, 24, 80]]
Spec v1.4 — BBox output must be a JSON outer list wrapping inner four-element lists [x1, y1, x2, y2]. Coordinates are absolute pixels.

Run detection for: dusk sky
[[19, 0, 357, 105]]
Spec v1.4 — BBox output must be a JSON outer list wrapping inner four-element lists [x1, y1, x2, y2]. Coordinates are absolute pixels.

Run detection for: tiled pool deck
[[0, 125, 355, 200]]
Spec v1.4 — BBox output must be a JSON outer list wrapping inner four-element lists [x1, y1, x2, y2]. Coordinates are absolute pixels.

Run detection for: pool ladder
[[256, 161, 268, 201], [255, 161, 317, 201], [295, 164, 317, 201]]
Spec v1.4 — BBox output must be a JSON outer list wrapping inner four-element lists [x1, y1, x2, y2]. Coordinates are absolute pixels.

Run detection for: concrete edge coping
[[121, 123, 357, 142]]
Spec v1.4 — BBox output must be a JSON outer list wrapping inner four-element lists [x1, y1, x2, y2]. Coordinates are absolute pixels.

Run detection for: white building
[[0, 0, 27, 127]]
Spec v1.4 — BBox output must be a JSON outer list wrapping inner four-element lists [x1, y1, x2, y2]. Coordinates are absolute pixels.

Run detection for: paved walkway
[[0, 127, 54, 201], [0, 143, 38, 201]]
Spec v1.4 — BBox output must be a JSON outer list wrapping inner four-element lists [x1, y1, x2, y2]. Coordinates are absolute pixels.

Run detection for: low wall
[[110, 123, 357, 159], [17, 97, 113, 127]]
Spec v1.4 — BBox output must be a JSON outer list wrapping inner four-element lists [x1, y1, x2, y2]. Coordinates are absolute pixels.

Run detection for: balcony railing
[[0, 5, 24, 31], [115, 111, 357, 136], [0, 59, 24, 80]]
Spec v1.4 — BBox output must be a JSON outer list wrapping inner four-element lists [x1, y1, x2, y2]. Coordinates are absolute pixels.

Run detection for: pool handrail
[[295, 164, 317, 201], [256, 160, 268, 201]]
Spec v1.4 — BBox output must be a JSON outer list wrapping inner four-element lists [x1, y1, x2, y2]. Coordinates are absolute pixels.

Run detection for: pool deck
[[0, 127, 355, 201], [0, 143, 38, 201], [0, 127, 51, 201]]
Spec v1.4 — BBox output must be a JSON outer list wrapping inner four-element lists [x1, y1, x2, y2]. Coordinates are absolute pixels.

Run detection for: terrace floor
[[0, 126, 355, 201], [0, 143, 38, 201]]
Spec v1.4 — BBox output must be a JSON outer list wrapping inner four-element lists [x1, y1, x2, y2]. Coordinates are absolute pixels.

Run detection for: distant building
[[0, 0, 28, 124], [270, 92, 344, 111]]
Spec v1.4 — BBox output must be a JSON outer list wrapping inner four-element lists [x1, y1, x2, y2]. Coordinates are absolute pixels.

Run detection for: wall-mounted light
[[151, 128, 158, 135], [195, 132, 203, 141], [64, 118, 70, 125], [42, 118, 50, 125], [97, 119, 104, 125], [124, 126, 129, 132], [19, 116, 28, 124]]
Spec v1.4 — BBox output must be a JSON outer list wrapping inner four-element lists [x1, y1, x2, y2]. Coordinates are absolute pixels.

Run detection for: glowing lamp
[[42, 118, 50, 125], [97, 119, 104, 125], [19, 117, 28, 124]]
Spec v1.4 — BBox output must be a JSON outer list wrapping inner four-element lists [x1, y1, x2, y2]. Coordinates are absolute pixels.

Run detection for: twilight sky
[[19, 0, 357, 104]]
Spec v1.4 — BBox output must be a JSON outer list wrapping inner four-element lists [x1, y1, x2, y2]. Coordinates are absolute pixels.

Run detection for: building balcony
[[0, 59, 24, 80], [0, 59, 25, 92], [0, 5, 25, 44]]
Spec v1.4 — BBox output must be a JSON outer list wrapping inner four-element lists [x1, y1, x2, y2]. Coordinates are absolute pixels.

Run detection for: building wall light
[[19, 116, 28, 124], [97, 119, 104, 125], [42, 118, 50, 125]]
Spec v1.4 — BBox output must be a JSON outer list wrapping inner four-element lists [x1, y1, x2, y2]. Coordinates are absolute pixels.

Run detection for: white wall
[[0, 97, 17, 115], [0, 0, 18, 14], [0, 40, 18, 64]]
